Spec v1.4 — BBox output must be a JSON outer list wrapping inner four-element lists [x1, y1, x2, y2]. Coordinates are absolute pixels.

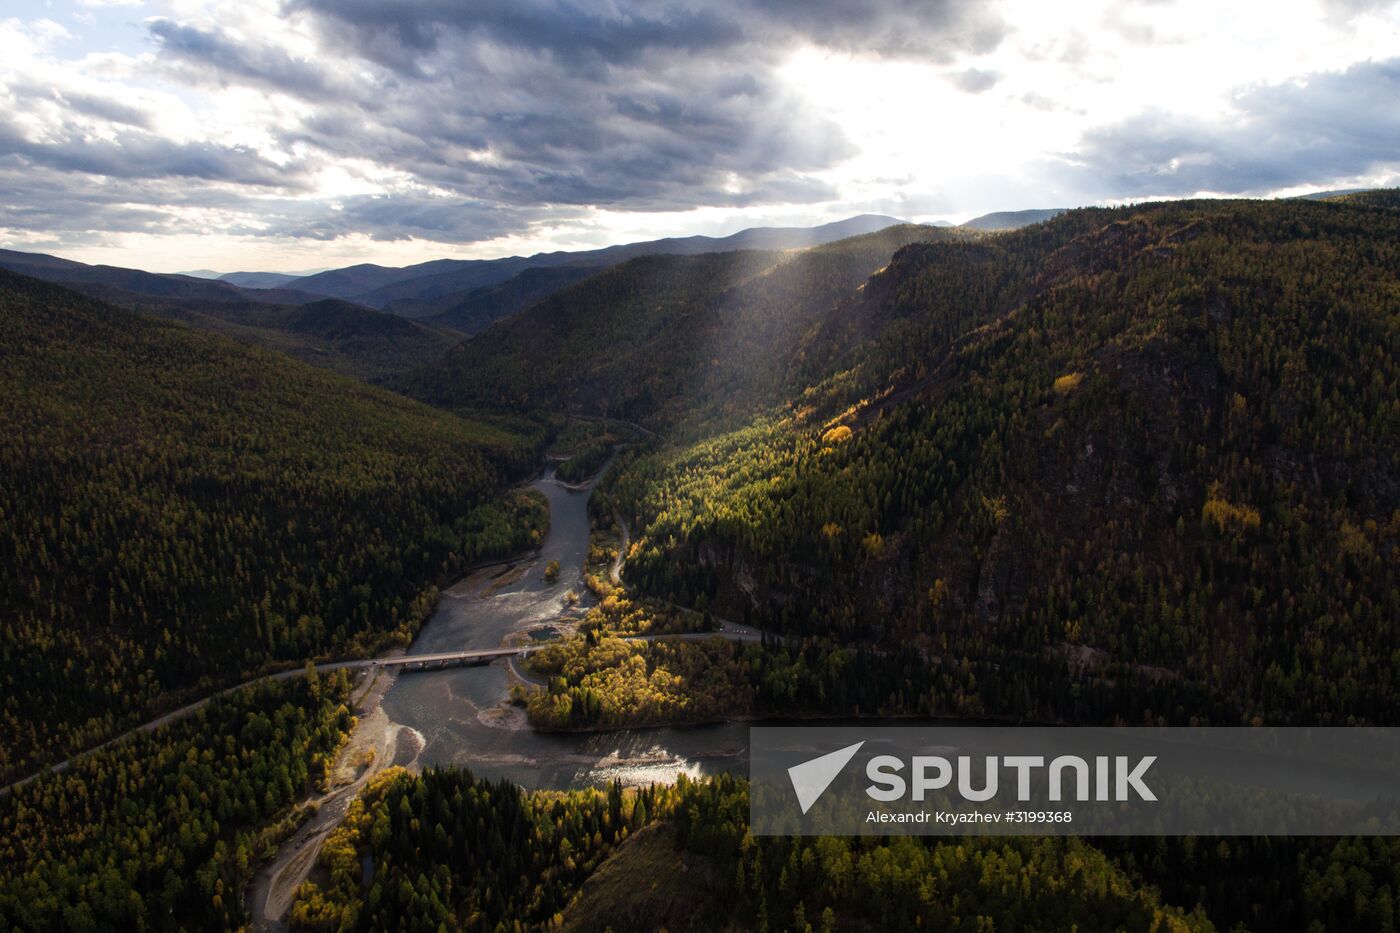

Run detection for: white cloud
[[0, 0, 1397, 271]]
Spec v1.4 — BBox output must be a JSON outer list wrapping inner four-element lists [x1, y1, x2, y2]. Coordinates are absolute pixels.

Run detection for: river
[[249, 459, 757, 928], [378, 462, 754, 789]]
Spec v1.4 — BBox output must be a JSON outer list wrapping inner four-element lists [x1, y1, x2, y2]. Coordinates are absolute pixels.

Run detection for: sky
[[1, 0, 1398, 273]]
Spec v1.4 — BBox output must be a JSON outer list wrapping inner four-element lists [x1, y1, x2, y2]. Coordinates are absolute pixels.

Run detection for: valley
[[247, 447, 767, 928], [2, 194, 1397, 932]]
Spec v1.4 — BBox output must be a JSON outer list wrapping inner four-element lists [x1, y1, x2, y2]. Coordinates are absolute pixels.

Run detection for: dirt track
[[246, 665, 417, 931]]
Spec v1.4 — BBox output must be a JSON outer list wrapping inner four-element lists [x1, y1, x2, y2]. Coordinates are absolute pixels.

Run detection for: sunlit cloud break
[[0, 0, 1398, 270]]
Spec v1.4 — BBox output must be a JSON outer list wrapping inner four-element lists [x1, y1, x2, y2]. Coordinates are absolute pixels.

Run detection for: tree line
[[0, 670, 354, 931], [0, 270, 548, 782]]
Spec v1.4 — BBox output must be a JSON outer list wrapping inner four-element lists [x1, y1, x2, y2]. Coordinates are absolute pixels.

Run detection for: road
[[610, 511, 630, 585], [242, 445, 773, 929], [0, 657, 385, 797], [245, 665, 411, 930], [3, 436, 774, 929], [1, 630, 767, 798]]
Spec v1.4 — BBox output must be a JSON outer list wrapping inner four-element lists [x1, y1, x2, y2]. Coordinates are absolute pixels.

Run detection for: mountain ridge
[[400, 222, 957, 422], [0, 248, 458, 380], [283, 214, 913, 308], [959, 207, 1067, 230], [0, 248, 321, 306]]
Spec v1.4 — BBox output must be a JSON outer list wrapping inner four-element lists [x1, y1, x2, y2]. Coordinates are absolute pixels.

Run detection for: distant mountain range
[[0, 210, 1066, 374], [212, 211, 1059, 311], [218, 271, 307, 289], [0, 248, 320, 307], [3, 215, 916, 314], [0, 248, 457, 380], [180, 269, 331, 284], [399, 222, 954, 418], [262, 213, 914, 313]]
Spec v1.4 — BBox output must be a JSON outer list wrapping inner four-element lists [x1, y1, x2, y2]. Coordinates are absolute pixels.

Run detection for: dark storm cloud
[[31, 86, 154, 130], [270, 0, 1008, 190], [287, 0, 1005, 71], [0, 164, 540, 247], [276, 194, 557, 242], [1067, 58, 1400, 195], [0, 167, 245, 237], [0, 191, 171, 235], [288, 0, 744, 75], [0, 115, 309, 188], [115, 1, 993, 239], [3, 1, 1008, 244], [147, 18, 341, 100]]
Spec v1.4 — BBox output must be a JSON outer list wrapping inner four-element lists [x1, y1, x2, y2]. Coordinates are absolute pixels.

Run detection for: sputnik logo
[[788, 741, 865, 814]]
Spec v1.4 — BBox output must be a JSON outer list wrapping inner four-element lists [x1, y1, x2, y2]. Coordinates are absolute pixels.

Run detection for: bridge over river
[[380, 622, 769, 672], [380, 645, 536, 670]]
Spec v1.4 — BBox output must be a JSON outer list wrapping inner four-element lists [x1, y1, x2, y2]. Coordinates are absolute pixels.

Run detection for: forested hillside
[[413, 265, 603, 332], [0, 672, 354, 931], [290, 767, 643, 931], [139, 296, 462, 382], [0, 249, 460, 381], [599, 195, 1398, 727], [290, 768, 1213, 932], [402, 224, 957, 426], [0, 271, 546, 782]]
